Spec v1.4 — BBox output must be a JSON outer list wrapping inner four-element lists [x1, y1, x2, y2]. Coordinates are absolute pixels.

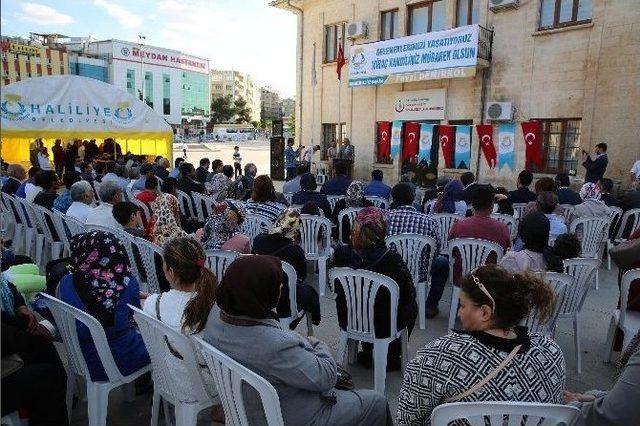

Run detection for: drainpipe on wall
[[287, 0, 304, 146]]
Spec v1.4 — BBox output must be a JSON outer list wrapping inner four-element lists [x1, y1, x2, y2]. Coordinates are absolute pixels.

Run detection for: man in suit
[[507, 170, 537, 204], [555, 172, 582, 205], [1, 164, 25, 196], [582, 142, 608, 183], [195, 157, 210, 184], [177, 162, 205, 195]]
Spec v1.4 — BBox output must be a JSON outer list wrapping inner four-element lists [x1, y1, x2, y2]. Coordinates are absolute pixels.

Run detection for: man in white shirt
[[631, 159, 640, 183], [85, 180, 124, 230], [24, 181, 43, 203], [66, 181, 95, 223]]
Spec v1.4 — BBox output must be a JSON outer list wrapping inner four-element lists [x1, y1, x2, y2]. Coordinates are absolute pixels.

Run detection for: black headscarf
[[217, 255, 283, 319], [519, 212, 563, 272]]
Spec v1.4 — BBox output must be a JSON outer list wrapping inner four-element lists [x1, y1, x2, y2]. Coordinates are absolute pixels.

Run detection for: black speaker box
[[270, 136, 285, 180]]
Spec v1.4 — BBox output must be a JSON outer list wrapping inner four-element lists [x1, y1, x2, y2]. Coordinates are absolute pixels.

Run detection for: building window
[[324, 23, 345, 63], [321, 123, 346, 160], [408, 1, 446, 35], [126, 69, 135, 96], [538, 118, 582, 173], [539, 0, 592, 30], [456, 0, 480, 26], [144, 72, 153, 108], [163, 74, 170, 115], [380, 9, 398, 40]]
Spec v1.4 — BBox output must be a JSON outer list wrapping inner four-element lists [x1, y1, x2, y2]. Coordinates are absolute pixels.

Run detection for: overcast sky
[[1, 0, 297, 97]]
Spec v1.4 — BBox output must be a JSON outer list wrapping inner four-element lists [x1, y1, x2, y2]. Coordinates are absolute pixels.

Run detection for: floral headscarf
[[271, 208, 301, 242], [579, 182, 602, 201], [345, 180, 365, 208], [70, 231, 131, 327], [202, 201, 246, 250], [353, 206, 388, 248], [206, 173, 233, 201]]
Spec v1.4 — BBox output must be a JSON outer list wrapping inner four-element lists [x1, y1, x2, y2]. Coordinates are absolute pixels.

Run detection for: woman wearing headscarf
[[201, 201, 250, 253], [203, 255, 390, 425], [332, 207, 418, 370], [499, 212, 566, 273], [571, 182, 611, 221], [292, 173, 332, 217], [332, 181, 373, 241], [58, 231, 150, 381], [432, 179, 467, 215], [252, 208, 320, 326]]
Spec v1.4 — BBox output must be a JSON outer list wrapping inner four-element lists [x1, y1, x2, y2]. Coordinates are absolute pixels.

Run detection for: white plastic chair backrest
[[521, 272, 569, 335], [118, 231, 145, 286], [191, 192, 211, 222], [1, 194, 20, 225], [86, 223, 122, 235], [40, 293, 125, 383], [16, 197, 39, 232], [562, 258, 600, 315], [135, 237, 164, 294], [193, 337, 285, 426], [490, 213, 518, 241], [431, 401, 580, 426], [447, 238, 504, 278], [283, 193, 293, 205], [205, 249, 239, 282], [299, 215, 332, 257], [51, 209, 72, 252], [281, 261, 299, 320], [5, 195, 27, 226], [512, 203, 528, 220], [560, 204, 575, 223], [32, 205, 58, 241], [365, 196, 389, 209], [607, 206, 623, 231], [326, 195, 344, 212], [337, 207, 363, 244], [328, 267, 400, 339], [241, 214, 273, 244], [63, 214, 87, 236], [176, 189, 195, 218], [615, 208, 640, 240], [431, 213, 462, 253], [131, 198, 152, 224], [129, 306, 212, 404], [569, 216, 611, 257], [621, 268, 640, 327], [385, 234, 437, 285]]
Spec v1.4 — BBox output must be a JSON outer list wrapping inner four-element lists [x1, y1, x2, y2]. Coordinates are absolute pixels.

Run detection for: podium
[[332, 158, 353, 178]]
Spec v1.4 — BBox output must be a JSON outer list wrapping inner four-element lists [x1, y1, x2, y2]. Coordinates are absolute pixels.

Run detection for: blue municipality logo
[[121, 47, 130, 56], [0, 94, 30, 121], [113, 102, 134, 124], [350, 47, 366, 69]]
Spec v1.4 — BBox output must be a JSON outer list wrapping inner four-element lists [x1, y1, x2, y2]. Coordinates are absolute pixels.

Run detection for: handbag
[[444, 344, 521, 403]]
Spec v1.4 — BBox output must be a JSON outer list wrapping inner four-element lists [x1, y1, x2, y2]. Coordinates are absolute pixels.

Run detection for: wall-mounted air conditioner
[[347, 21, 368, 40], [485, 102, 514, 121], [490, 0, 519, 11]]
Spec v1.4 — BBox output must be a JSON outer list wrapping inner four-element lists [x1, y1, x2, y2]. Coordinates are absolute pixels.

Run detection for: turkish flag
[[402, 122, 420, 162], [336, 42, 346, 80], [377, 121, 391, 162], [438, 125, 455, 168], [476, 124, 497, 168], [521, 121, 543, 171]]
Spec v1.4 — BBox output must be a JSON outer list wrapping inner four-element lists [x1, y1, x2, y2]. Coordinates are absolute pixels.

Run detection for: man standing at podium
[[337, 138, 354, 178], [285, 138, 303, 181]]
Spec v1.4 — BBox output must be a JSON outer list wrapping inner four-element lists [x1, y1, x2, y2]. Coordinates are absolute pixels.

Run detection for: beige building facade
[[210, 69, 261, 122], [272, 0, 640, 189]]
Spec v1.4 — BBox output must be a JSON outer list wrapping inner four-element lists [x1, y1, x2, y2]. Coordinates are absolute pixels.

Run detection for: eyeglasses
[[471, 274, 495, 312]]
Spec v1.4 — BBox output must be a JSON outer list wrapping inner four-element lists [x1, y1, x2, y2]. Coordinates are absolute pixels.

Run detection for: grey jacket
[[203, 308, 338, 425]]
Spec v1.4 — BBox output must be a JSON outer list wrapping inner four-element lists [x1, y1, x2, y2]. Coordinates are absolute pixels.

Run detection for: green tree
[[209, 95, 234, 125], [251, 120, 260, 129], [233, 97, 252, 124]]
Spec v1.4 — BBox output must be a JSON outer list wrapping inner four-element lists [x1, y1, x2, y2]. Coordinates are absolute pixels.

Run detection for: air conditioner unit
[[347, 21, 368, 39], [485, 102, 514, 121], [490, 0, 519, 11]]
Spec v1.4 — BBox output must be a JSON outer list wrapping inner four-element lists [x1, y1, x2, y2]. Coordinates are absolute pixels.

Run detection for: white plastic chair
[[32, 205, 64, 262], [1, 194, 25, 254], [512, 203, 528, 220], [176, 189, 196, 219], [447, 238, 505, 331], [560, 203, 576, 223], [299, 215, 332, 296], [117, 231, 148, 291], [386, 234, 437, 330], [521, 272, 570, 335], [490, 213, 518, 242], [52, 209, 73, 257], [135, 237, 164, 294], [131, 198, 153, 225], [191, 192, 214, 222], [365, 196, 389, 209], [570, 216, 611, 290], [337, 207, 363, 244], [326, 195, 344, 212], [604, 268, 640, 363], [15, 197, 43, 262], [193, 337, 285, 426], [604, 206, 623, 270], [205, 249, 239, 281], [608, 207, 640, 269], [330, 267, 408, 394], [279, 261, 313, 335], [130, 306, 218, 426], [431, 213, 461, 255], [63, 214, 87, 237], [241, 214, 273, 245], [40, 293, 150, 426], [431, 401, 580, 426], [559, 258, 600, 374]]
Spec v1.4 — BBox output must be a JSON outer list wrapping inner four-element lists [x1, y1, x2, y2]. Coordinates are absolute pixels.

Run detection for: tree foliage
[[209, 95, 234, 125], [233, 97, 252, 124]]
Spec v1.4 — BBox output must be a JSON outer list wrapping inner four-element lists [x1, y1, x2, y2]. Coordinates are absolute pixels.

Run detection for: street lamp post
[[138, 34, 146, 104]]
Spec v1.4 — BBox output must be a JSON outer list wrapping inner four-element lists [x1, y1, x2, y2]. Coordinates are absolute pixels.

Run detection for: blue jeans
[[426, 255, 449, 309]]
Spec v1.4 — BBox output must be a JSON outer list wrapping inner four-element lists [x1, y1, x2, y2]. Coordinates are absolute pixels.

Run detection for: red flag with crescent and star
[[402, 122, 420, 162], [377, 121, 391, 162], [336, 42, 346, 80], [476, 124, 497, 168], [521, 121, 543, 171], [438, 125, 456, 168]]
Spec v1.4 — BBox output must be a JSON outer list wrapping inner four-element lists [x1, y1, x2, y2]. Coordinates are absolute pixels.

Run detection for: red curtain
[[522, 121, 543, 171], [438, 125, 455, 168], [376, 121, 391, 162], [402, 122, 420, 162], [476, 124, 497, 168]]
